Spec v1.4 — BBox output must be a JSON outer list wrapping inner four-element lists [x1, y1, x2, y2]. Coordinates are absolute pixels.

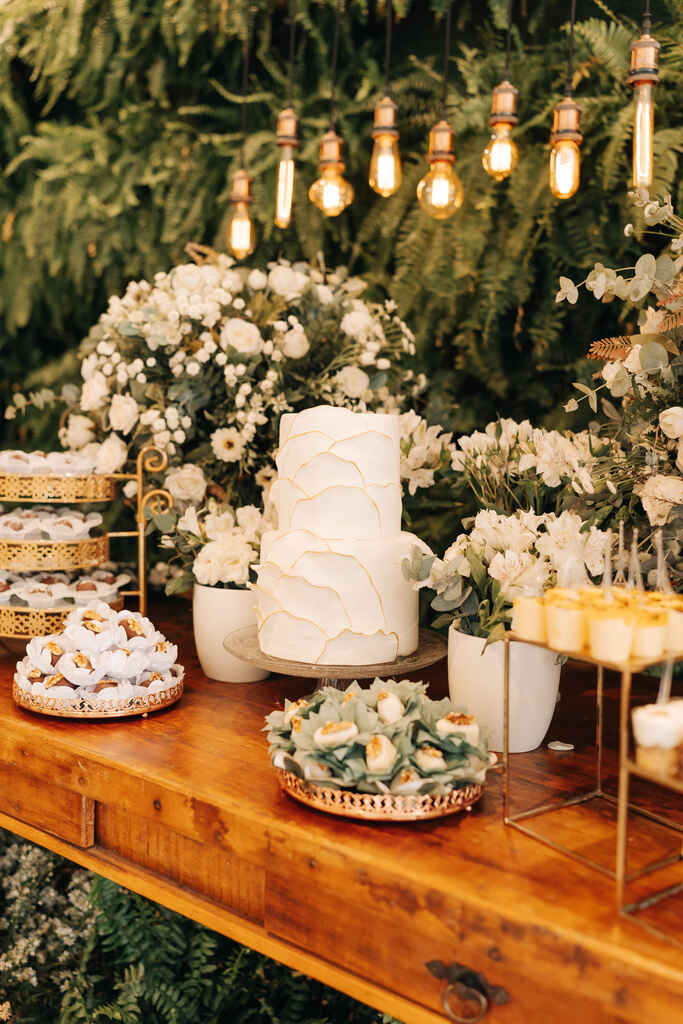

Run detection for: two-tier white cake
[[255, 405, 425, 665]]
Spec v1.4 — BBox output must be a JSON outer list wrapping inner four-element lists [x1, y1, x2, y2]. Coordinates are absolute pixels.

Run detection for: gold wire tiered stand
[[0, 446, 172, 640], [503, 633, 682, 945]]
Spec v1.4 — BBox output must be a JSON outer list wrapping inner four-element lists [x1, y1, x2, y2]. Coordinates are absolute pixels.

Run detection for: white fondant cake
[[255, 406, 425, 665]]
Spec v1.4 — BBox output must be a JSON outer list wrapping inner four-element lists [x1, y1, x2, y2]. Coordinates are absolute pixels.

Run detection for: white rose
[[177, 506, 201, 535], [108, 394, 139, 435], [59, 414, 96, 450], [248, 269, 267, 290], [164, 463, 207, 505], [316, 284, 334, 304], [80, 371, 109, 411], [94, 434, 128, 474], [341, 307, 374, 338], [638, 474, 683, 526], [193, 535, 252, 587], [220, 318, 263, 356], [221, 269, 243, 293], [235, 504, 262, 541], [623, 344, 642, 373], [204, 510, 235, 539], [659, 407, 683, 440], [211, 427, 245, 463], [267, 265, 308, 300], [335, 365, 370, 398], [281, 326, 310, 359]]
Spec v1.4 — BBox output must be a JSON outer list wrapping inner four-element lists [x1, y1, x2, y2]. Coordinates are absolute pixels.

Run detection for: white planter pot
[[448, 626, 561, 753], [193, 584, 269, 683]]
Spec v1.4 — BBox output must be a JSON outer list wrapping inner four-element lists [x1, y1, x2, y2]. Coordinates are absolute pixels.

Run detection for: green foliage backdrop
[[1, 0, 682, 436]]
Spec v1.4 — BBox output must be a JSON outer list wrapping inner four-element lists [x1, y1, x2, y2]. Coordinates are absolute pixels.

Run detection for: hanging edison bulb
[[549, 97, 582, 200], [627, 29, 660, 189], [369, 94, 401, 197], [417, 120, 463, 219], [309, 128, 354, 217], [226, 169, 256, 260], [274, 108, 298, 229], [482, 80, 519, 181]]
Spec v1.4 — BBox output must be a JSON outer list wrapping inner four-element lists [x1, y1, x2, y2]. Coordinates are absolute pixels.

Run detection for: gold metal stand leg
[[503, 636, 510, 823], [615, 669, 632, 907]]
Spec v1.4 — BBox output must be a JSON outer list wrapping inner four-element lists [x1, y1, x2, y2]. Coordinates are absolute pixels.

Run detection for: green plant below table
[[0, 830, 399, 1024]]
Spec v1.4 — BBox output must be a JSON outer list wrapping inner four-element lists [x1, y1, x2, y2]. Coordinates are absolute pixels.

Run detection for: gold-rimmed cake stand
[[223, 625, 447, 691]]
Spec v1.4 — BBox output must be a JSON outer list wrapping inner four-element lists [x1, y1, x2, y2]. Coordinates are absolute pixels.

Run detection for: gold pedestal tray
[[0, 473, 118, 504], [12, 677, 183, 719], [224, 626, 447, 690], [0, 534, 109, 573], [276, 768, 484, 822]]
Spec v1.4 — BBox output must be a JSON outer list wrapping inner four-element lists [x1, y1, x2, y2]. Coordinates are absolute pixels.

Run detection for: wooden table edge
[[0, 809, 446, 1024]]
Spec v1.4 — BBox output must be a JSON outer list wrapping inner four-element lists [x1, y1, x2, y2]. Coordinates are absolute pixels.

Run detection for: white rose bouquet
[[555, 192, 683, 585], [6, 253, 419, 510], [403, 509, 609, 643], [153, 499, 270, 594]]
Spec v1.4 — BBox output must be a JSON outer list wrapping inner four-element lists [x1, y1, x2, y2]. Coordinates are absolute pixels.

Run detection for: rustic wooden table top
[[0, 602, 681, 1024]]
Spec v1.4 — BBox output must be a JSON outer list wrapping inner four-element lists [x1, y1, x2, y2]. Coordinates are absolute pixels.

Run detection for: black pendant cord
[[564, 0, 577, 97], [329, 0, 342, 129], [504, 0, 514, 80], [384, 0, 393, 96], [287, 0, 297, 107], [643, 0, 651, 33], [440, 0, 453, 120], [240, 0, 251, 167]]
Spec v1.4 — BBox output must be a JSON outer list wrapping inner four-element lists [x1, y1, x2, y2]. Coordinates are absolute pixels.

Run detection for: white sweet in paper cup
[[113, 610, 157, 649], [148, 640, 178, 672], [56, 650, 106, 688], [96, 647, 151, 679], [26, 636, 66, 674]]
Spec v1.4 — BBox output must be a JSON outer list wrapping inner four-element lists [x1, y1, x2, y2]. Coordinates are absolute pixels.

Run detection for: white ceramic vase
[[193, 583, 269, 683], [448, 626, 561, 753]]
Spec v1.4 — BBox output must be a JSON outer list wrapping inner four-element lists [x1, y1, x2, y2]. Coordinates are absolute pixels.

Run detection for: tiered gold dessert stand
[[502, 632, 683, 947], [0, 445, 172, 641]]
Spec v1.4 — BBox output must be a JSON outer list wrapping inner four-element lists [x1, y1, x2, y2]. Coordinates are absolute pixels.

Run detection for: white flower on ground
[[94, 434, 128, 473], [220, 318, 263, 356], [211, 427, 245, 463], [659, 407, 683, 440], [108, 394, 139, 434], [59, 414, 96, 450], [80, 371, 109, 411], [281, 326, 310, 359], [193, 535, 253, 587], [164, 463, 207, 505], [335, 365, 370, 398]]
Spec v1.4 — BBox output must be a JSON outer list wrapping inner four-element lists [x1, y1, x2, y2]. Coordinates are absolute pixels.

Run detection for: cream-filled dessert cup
[[512, 596, 546, 644], [632, 703, 683, 778], [545, 600, 585, 653], [631, 611, 666, 661], [588, 608, 634, 663]]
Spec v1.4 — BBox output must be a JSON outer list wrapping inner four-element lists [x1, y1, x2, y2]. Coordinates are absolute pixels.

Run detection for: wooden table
[[0, 605, 681, 1024]]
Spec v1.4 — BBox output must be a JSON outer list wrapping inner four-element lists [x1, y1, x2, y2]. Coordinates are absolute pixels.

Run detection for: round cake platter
[[224, 625, 447, 692]]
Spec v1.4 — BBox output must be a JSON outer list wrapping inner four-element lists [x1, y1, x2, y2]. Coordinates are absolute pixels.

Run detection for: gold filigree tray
[[276, 768, 485, 822], [12, 677, 184, 719], [0, 534, 109, 572], [0, 473, 118, 504], [0, 598, 124, 641]]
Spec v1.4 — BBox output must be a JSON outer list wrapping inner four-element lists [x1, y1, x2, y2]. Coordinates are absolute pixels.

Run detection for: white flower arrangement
[[153, 498, 271, 592], [8, 254, 421, 509], [554, 191, 683, 585], [447, 417, 621, 516], [403, 508, 609, 642]]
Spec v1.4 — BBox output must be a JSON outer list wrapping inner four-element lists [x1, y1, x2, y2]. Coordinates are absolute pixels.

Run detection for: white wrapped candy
[[313, 720, 359, 748], [57, 650, 105, 688], [365, 734, 397, 773], [376, 690, 404, 724], [114, 611, 157, 649], [26, 636, 67, 674], [148, 640, 178, 672], [390, 768, 424, 795], [96, 647, 150, 679], [436, 712, 480, 746], [414, 746, 447, 773]]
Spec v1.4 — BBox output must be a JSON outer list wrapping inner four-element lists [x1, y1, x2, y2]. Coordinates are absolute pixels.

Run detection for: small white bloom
[[80, 371, 109, 411], [94, 434, 128, 474], [211, 427, 245, 463], [659, 407, 683, 440], [186, 361, 200, 376], [248, 269, 267, 289], [177, 506, 201, 535], [335, 365, 370, 398], [60, 414, 96, 450], [281, 326, 310, 359], [164, 463, 207, 505], [108, 394, 139, 435]]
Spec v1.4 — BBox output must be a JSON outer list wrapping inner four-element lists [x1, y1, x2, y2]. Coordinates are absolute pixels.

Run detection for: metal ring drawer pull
[[442, 981, 488, 1022]]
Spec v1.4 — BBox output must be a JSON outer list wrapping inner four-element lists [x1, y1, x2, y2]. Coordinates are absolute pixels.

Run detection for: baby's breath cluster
[[266, 678, 489, 796]]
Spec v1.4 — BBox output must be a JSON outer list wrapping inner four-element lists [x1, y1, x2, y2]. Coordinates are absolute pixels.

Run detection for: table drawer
[[0, 762, 94, 847]]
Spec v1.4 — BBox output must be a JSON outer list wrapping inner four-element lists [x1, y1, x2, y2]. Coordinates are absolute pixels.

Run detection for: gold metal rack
[[503, 633, 682, 883]]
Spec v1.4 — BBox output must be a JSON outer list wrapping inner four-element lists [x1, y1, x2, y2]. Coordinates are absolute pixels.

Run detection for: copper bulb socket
[[372, 94, 399, 138], [627, 33, 661, 86], [276, 107, 299, 148], [229, 169, 254, 205], [489, 80, 518, 127], [550, 97, 583, 145], [427, 119, 455, 164], [318, 128, 346, 172]]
